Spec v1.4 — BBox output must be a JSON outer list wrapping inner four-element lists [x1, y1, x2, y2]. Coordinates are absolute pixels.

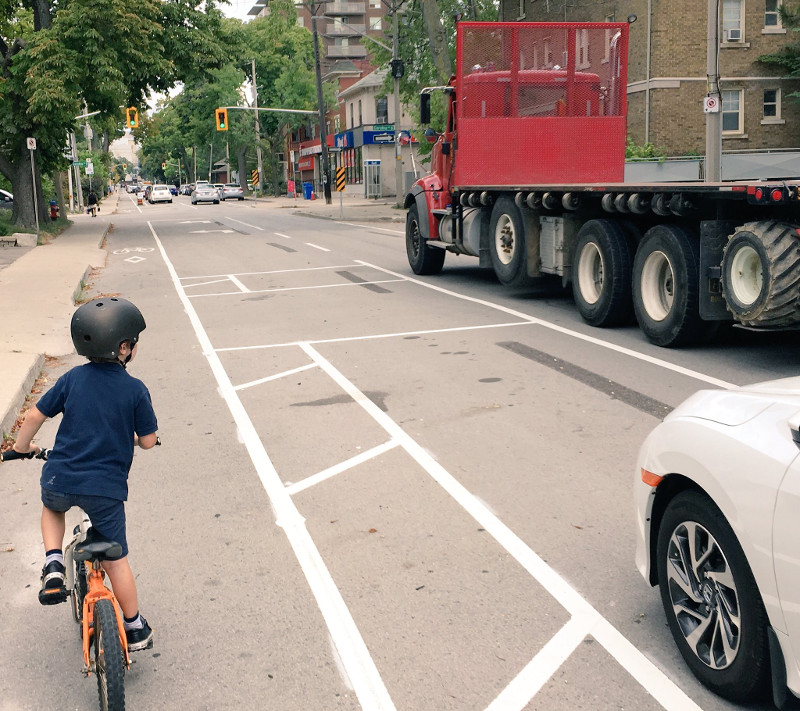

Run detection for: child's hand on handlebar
[[13, 443, 41, 456]]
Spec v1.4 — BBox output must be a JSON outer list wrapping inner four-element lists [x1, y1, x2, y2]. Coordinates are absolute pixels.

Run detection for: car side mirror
[[420, 93, 431, 125], [441, 142, 450, 156]]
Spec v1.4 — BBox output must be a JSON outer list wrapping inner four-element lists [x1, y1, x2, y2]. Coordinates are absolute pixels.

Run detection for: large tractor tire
[[721, 221, 800, 328]]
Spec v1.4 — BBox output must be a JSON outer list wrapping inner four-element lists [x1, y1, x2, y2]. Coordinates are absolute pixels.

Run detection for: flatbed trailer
[[404, 22, 800, 347]]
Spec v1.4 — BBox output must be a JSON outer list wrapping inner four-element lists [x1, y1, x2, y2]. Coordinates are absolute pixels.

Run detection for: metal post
[[252, 59, 265, 196], [71, 132, 83, 212], [29, 146, 40, 241], [705, 0, 722, 182], [312, 14, 332, 204], [209, 143, 213, 181], [393, 3, 403, 205]]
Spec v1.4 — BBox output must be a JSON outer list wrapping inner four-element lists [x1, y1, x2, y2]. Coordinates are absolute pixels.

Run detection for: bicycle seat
[[73, 527, 123, 562]]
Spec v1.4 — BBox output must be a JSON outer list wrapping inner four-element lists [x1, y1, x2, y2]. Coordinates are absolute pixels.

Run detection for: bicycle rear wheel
[[93, 598, 125, 711]]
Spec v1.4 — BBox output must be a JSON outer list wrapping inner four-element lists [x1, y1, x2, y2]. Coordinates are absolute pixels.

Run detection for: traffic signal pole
[[312, 14, 333, 204], [251, 59, 265, 197]]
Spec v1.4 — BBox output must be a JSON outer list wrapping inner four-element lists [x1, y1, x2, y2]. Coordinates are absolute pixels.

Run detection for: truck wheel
[[489, 196, 534, 288], [406, 203, 445, 275], [632, 224, 705, 347], [572, 220, 633, 327], [721, 221, 800, 327]]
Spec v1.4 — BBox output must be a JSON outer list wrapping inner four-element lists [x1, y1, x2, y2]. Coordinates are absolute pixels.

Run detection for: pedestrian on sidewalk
[[87, 190, 98, 217]]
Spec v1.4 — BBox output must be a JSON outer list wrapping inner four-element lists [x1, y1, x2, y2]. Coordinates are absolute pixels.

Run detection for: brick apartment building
[[498, 0, 800, 156]]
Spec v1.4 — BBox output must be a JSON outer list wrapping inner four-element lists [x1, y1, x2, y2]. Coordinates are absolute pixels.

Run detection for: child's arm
[[13, 406, 47, 454], [135, 432, 159, 450]]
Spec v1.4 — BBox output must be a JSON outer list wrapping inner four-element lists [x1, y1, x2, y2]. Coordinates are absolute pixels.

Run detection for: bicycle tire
[[93, 598, 126, 711]]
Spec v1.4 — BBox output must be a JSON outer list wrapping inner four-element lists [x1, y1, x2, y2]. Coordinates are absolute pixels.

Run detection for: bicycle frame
[[64, 511, 130, 674]]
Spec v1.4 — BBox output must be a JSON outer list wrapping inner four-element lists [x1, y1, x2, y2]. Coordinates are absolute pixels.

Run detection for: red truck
[[405, 21, 800, 347]]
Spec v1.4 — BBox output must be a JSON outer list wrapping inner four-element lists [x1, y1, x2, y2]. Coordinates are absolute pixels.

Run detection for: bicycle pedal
[[38, 588, 68, 605]]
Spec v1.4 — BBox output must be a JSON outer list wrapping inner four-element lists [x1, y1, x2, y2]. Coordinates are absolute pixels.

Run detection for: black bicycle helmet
[[70, 298, 146, 359]]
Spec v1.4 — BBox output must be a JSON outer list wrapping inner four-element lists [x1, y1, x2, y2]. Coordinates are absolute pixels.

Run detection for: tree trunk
[[10, 145, 48, 229], [237, 147, 249, 195], [54, 171, 66, 218]]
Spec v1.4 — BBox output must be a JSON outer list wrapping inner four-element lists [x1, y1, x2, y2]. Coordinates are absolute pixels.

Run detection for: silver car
[[191, 184, 219, 205], [221, 183, 244, 201]]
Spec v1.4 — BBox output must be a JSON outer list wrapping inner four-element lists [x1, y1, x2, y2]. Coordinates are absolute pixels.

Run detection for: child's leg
[[41, 506, 66, 551], [102, 557, 138, 619]]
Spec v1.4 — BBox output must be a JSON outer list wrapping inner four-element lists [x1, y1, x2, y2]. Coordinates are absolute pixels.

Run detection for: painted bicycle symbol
[[113, 247, 154, 255]]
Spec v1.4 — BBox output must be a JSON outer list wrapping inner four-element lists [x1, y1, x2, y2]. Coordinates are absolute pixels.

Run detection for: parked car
[[149, 184, 173, 204], [0, 188, 13, 210], [169, 185, 178, 196], [221, 183, 244, 201], [635, 376, 800, 706], [191, 184, 219, 205]]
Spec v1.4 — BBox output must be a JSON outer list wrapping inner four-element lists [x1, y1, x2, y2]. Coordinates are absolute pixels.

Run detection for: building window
[[376, 97, 388, 123], [358, 99, 363, 126], [722, 89, 743, 133], [574, 29, 590, 69], [543, 37, 552, 68], [603, 14, 615, 62], [765, 0, 782, 26], [334, 115, 341, 133], [722, 0, 744, 42], [369, 0, 381, 7], [762, 88, 785, 124], [349, 102, 354, 129], [516, 0, 525, 20]]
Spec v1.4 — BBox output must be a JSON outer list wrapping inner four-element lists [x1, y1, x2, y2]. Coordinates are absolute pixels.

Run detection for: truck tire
[[632, 224, 705, 347], [406, 203, 445, 275], [489, 196, 535, 288], [572, 219, 633, 327], [721, 221, 800, 328]]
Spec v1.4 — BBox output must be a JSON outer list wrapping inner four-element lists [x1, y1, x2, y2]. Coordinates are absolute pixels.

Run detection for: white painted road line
[[275, 232, 293, 239], [285, 440, 401, 496], [234, 363, 318, 391], [225, 216, 265, 231], [179, 264, 360, 281], [227, 274, 251, 293], [299, 342, 704, 711], [358, 261, 737, 390], [181, 278, 232, 289], [186, 279, 403, 299], [306, 242, 331, 252], [149, 222, 398, 711], [341, 222, 404, 236]]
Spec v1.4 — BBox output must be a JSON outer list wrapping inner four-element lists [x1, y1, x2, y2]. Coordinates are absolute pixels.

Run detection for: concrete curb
[[0, 353, 44, 440]]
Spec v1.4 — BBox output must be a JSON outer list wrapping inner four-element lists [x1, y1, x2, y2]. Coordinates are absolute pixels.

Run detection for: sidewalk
[[258, 185, 406, 224], [0, 198, 112, 438]]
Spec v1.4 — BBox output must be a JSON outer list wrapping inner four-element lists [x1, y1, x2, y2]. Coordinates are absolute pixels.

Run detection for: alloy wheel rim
[[665, 520, 741, 670]]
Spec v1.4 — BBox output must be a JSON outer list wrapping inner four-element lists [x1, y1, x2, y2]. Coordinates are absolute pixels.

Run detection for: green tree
[[0, 0, 231, 228]]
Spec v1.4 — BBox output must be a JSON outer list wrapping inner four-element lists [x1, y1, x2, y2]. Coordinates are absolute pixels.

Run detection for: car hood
[[668, 376, 800, 427]]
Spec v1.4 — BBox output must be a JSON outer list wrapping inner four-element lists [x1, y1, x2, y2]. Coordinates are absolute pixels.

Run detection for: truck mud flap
[[699, 221, 738, 321]]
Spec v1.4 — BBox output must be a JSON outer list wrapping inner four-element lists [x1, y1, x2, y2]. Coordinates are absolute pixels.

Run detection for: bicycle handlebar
[[0, 448, 51, 462]]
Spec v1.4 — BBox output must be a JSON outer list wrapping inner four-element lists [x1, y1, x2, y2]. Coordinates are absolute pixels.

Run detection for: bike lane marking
[[148, 222, 397, 711], [298, 341, 704, 711]]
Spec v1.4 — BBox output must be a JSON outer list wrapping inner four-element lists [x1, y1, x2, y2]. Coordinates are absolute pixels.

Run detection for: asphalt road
[[2, 192, 798, 711]]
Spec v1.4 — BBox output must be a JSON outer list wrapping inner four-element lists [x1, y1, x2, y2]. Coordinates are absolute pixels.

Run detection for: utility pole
[[705, 0, 722, 182], [392, 2, 403, 205], [312, 12, 333, 204], [251, 59, 265, 196]]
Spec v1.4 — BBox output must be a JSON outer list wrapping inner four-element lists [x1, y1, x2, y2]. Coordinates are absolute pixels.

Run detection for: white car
[[149, 184, 173, 204], [635, 377, 800, 707]]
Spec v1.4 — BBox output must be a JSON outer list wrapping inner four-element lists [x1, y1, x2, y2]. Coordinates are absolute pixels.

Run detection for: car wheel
[[213, 200, 219, 204], [238, 197, 244, 201], [656, 491, 770, 702]]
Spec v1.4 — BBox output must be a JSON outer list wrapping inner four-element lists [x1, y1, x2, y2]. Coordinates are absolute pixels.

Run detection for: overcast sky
[[221, 0, 256, 22]]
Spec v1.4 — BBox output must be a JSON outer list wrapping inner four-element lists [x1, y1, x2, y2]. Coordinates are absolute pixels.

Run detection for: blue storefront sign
[[334, 131, 354, 148]]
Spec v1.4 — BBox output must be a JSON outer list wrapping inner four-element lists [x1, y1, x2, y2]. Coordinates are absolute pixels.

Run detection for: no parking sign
[[703, 95, 720, 113]]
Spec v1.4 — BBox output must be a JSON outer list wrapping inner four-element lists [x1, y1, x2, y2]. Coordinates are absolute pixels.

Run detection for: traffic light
[[390, 59, 405, 79], [126, 107, 139, 128], [216, 108, 228, 131], [122, 163, 127, 169], [161, 162, 166, 169]]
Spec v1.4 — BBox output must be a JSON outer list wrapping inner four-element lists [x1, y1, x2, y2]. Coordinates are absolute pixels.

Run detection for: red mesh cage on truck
[[455, 22, 629, 186]]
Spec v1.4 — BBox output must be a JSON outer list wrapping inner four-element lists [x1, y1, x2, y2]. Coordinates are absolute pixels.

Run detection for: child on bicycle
[[13, 297, 159, 652]]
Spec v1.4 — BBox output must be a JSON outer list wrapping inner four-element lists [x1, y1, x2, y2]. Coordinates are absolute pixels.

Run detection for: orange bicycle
[[1, 448, 130, 711]]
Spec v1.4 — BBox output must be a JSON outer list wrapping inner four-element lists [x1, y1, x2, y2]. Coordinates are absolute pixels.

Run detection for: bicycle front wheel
[[93, 598, 125, 711]]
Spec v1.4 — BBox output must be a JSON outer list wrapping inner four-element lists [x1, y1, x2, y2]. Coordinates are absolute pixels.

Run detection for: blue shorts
[[41, 489, 128, 559]]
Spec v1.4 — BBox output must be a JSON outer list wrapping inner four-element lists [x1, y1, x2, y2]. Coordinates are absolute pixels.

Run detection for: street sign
[[703, 95, 720, 113], [26, 137, 37, 150], [335, 167, 346, 192], [372, 124, 394, 131], [85, 162, 94, 175], [72, 161, 87, 167], [251, 169, 259, 187]]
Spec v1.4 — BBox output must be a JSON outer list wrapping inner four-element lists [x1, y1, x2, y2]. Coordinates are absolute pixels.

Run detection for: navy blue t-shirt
[[36, 362, 158, 501]]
